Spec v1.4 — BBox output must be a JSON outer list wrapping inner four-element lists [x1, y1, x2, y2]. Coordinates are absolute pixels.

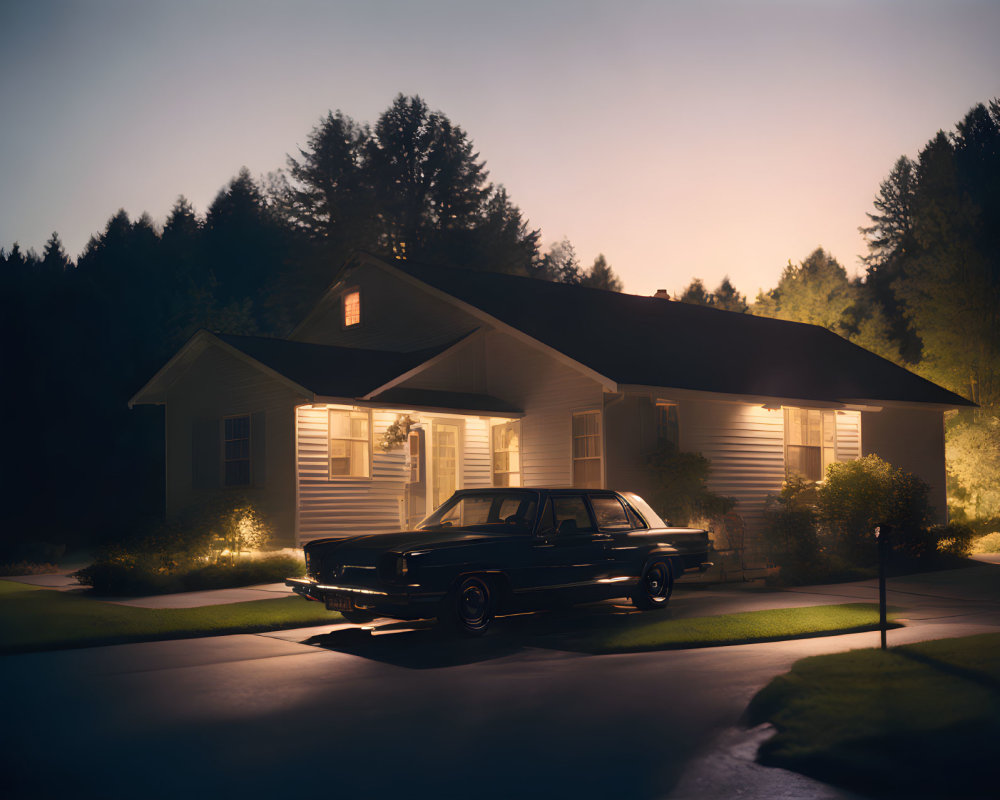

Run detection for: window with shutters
[[224, 415, 251, 487], [655, 401, 679, 449]]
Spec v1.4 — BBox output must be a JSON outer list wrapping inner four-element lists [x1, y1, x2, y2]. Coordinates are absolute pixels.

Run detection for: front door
[[431, 421, 460, 511]]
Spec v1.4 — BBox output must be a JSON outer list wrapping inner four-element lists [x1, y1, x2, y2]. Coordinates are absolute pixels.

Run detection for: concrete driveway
[[1, 562, 997, 800]]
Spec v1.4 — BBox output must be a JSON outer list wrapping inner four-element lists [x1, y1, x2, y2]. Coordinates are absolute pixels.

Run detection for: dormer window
[[343, 290, 361, 327]]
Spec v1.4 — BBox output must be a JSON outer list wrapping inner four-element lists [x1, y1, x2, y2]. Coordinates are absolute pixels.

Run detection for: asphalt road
[[2, 564, 998, 800]]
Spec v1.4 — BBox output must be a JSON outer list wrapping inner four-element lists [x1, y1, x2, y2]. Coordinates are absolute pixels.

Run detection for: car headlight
[[395, 555, 408, 578]]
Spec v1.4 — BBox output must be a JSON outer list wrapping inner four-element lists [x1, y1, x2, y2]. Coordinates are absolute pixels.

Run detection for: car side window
[[497, 495, 537, 527], [589, 495, 633, 531], [622, 502, 648, 530], [536, 497, 556, 536], [552, 495, 595, 534]]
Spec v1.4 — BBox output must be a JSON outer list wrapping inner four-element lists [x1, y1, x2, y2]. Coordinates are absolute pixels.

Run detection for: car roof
[[451, 488, 623, 495]]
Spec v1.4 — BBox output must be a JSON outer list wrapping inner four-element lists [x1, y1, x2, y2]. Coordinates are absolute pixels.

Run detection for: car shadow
[[300, 600, 663, 668]]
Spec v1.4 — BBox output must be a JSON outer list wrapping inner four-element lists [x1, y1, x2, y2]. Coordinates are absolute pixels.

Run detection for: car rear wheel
[[632, 559, 673, 610], [441, 575, 495, 636]]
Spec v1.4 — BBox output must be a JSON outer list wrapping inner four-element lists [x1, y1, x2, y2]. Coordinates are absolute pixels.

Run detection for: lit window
[[572, 411, 602, 488], [329, 409, 370, 478], [784, 408, 836, 481], [655, 401, 679, 450], [491, 421, 521, 487], [224, 415, 251, 486], [343, 290, 361, 327]]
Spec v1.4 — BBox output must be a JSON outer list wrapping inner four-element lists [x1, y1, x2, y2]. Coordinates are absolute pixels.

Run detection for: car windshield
[[417, 491, 539, 534]]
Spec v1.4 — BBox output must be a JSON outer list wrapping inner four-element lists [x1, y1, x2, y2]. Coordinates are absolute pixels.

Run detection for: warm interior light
[[343, 290, 360, 327]]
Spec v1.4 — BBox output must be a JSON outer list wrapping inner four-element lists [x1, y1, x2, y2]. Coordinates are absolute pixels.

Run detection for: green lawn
[[0, 580, 341, 654], [579, 603, 897, 653], [746, 633, 1000, 798]]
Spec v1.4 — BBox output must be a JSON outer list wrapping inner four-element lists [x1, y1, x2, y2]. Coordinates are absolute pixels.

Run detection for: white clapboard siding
[[682, 401, 864, 561], [296, 407, 492, 544], [681, 400, 786, 546], [836, 410, 861, 462], [484, 332, 604, 487], [463, 418, 492, 488], [162, 341, 307, 541]]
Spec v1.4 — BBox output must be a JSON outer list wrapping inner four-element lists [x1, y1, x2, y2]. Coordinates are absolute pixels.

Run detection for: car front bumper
[[285, 577, 445, 620]]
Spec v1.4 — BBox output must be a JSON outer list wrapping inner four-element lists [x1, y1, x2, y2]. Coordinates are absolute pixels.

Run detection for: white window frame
[[490, 420, 522, 487], [342, 288, 361, 328], [571, 409, 603, 489], [784, 407, 837, 482], [429, 418, 464, 510], [328, 407, 372, 480]]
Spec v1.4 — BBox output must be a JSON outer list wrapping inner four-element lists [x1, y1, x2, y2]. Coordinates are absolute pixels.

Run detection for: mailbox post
[[875, 524, 890, 649]]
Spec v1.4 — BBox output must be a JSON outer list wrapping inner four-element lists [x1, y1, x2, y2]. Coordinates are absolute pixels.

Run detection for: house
[[130, 252, 972, 555]]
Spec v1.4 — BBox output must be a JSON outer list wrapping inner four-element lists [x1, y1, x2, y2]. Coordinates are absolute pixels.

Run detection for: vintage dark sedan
[[286, 488, 711, 635]]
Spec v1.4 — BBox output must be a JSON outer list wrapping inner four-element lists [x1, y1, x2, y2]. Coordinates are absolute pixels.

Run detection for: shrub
[[972, 531, 1000, 554], [761, 503, 820, 575], [931, 523, 975, 557], [817, 455, 931, 566], [75, 553, 304, 596], [646, 444, 735, 526], [74, 496, 282, 596]]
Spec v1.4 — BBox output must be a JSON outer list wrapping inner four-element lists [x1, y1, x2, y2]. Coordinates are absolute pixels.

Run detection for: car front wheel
[[441, 575, 495, 636], [632, 559, 673, 610]]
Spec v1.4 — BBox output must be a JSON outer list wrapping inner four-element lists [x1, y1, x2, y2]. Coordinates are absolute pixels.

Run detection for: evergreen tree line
[[0, 94, 621, 552], [675, 100, 1000, 526], [2, 96, 996, 552]]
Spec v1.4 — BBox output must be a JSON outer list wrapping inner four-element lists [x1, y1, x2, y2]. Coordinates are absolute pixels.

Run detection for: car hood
[[306, 528, 522, 565]]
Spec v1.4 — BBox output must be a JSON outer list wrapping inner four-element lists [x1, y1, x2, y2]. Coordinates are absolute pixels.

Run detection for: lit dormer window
[[343, 290, 361, 327]]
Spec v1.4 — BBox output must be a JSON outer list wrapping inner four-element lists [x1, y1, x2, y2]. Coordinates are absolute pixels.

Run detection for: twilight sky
[[1, 0, 997, 298]]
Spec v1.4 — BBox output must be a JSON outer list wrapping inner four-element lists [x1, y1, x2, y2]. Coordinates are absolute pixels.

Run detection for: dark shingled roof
[[215, 334, 451, 399], [395, 261, 973, 408]]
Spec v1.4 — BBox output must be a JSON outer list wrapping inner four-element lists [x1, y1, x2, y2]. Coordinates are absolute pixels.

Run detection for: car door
[[510, 493, 609, 605], [587, 492, 646, 580]]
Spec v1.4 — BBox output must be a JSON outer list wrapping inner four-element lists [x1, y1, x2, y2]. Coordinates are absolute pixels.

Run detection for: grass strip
[[0, 580, 341, 654], [581, 603, 898, 653], [745, 633, 1000, 798]]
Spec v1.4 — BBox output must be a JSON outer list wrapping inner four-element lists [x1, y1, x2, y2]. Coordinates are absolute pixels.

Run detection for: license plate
[[325, 593, 352, 612]]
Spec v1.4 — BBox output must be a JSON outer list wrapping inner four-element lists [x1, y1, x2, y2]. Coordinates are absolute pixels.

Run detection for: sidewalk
[[6, 556, 999, 614], [3, 569, 295, 608]]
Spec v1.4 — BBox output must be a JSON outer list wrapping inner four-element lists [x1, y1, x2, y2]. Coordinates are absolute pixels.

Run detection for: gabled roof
[[212, 333, 453, 398], [382, 259, 972, 408], [130, 330, 520, 415], [216, 334, 520, 415]]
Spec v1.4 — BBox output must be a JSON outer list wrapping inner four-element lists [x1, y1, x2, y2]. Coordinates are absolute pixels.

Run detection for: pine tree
[[678, 278, 712, 306], [581, 254, 623, 291]]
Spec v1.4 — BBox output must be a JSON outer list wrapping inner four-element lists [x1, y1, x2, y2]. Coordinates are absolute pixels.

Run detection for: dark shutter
[[192, 418, 221, 489], [251, 411, 266, 487]]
